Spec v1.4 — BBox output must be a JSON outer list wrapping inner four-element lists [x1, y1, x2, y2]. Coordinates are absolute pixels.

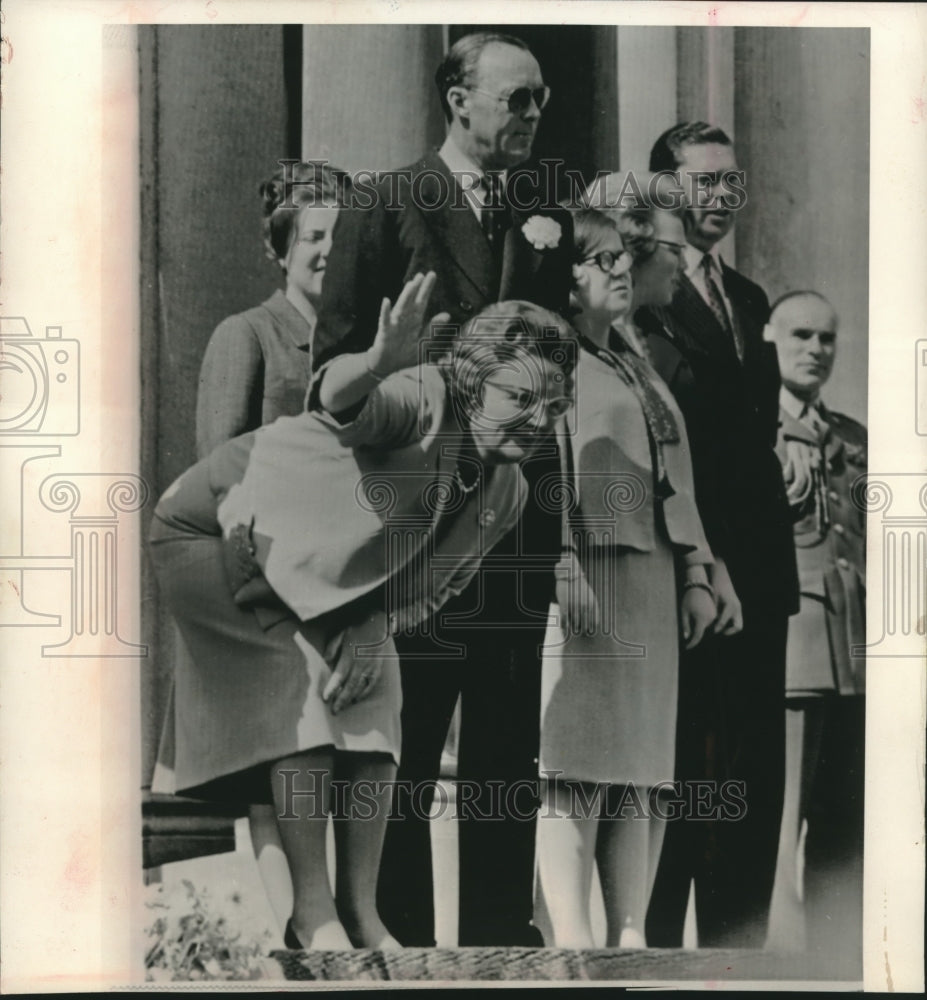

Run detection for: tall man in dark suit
[[641, 122, 799, 948], [315, 31, 574, 947]]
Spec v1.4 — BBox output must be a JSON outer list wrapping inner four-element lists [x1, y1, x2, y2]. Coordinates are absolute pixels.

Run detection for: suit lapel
[[671, 273, 737, 360], [499, 205, 545, 300], [722, 264, 773, 368], [265, 289, 313, 350], [413, 151, 497, 302]]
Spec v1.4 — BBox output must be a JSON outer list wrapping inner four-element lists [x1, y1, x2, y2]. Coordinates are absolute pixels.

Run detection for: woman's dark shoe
[[284, 917, 305, 950]]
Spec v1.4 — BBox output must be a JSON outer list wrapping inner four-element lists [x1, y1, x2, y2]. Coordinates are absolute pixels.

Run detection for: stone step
[[267, 946, 861, 984]]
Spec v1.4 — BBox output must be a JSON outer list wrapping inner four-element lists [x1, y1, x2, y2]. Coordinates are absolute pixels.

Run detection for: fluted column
[[139, 24, 290, 786], [733, 27, 869, 421], [676, 28, 735, 137], [615, 27, 678, 172], [302, 25, 446, 173], [676, 27, 736, 261]]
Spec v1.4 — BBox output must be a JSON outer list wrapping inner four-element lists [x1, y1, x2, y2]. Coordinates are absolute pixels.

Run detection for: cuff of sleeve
[[308, 359, 376, 433], [306, 361, 329, 412], [684, 546, 713, 568]]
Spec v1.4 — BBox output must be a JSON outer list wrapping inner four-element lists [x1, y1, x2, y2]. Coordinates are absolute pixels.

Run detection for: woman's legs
[[248, 804, 293, 934], [269, 747, 351, 949], [332, 750, 400, 948], [596, 785, 657, 947], [537, 779, 599, 948], [646, 811, 668, 912]]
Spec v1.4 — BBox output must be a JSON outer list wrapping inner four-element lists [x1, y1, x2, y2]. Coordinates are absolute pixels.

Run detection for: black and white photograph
[[0, 2, 924, 992]]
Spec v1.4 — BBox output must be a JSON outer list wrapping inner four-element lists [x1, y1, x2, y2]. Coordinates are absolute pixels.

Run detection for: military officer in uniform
[[767, 290, 866, 967]]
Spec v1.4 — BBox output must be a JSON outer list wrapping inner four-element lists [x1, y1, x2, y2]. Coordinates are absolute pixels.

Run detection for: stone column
[[615, 27, 678, 172], [302, 25, 446, 173], [733, 27, 869, 422], [139, 25, 291, 786], [589, 28, 620, 173], [676, 27, 735, 136], [676, 27, 736, 261]]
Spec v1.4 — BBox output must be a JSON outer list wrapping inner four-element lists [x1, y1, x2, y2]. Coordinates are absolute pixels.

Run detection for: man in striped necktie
[[642, 122, 798, 950]]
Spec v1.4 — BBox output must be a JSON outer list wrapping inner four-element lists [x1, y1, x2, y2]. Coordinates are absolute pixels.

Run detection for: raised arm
[[316, 271, 448, 414], [313, 193, 406, 371]]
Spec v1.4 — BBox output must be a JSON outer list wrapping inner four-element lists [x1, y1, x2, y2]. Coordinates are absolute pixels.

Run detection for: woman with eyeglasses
[[537, 208, 716, 948], [149, 272, 575, 950], [604, 172, 744, 638]]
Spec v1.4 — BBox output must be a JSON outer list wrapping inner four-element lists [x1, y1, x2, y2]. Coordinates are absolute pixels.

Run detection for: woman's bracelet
[[682, 579, 715, 599]]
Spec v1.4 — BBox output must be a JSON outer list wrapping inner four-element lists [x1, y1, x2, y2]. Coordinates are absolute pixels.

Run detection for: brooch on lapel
[[522, 215, 562, 251]]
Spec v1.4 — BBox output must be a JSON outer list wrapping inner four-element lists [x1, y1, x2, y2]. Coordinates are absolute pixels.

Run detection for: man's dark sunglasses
[[467, 85, 551, 113]]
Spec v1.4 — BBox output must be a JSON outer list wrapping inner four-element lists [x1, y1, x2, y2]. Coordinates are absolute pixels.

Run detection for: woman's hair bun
[[259, 178, 286, 216], [259, 161, 348, 263]]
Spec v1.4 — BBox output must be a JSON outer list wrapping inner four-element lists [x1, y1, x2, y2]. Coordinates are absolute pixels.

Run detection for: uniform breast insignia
[[843, 441, 867, 467]]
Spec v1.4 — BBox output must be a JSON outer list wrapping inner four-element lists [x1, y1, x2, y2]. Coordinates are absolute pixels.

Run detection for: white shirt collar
[[438, 136, 506, 192], [780, 385, 820, 419], [683, 242, 725, 281]]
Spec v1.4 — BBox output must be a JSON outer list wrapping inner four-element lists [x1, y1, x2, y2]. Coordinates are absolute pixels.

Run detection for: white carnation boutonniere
[[521, 215, 561, 251]]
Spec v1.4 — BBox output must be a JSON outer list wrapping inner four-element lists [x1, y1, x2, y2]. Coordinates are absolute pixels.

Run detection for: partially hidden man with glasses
[[316, 31, 575, 947]]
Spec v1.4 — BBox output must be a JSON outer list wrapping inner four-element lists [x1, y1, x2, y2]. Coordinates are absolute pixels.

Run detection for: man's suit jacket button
[[460, 301, 473, 313], [833, 523, 845, 535], [837, 557, 850, 569], [829, 490, 840, 502]]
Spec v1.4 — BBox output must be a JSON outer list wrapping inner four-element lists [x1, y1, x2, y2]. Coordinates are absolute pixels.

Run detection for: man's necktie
[[801, 402, 831, 445], [800, 402, 831, 532], [480, 172, 508, 251], [701, 253, 745, 362]]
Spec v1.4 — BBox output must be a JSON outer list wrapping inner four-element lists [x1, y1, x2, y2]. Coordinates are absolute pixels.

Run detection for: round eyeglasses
[[466, 85, 551, 114], [482, 379, 573, 419], [582, 250, 633, 275]]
